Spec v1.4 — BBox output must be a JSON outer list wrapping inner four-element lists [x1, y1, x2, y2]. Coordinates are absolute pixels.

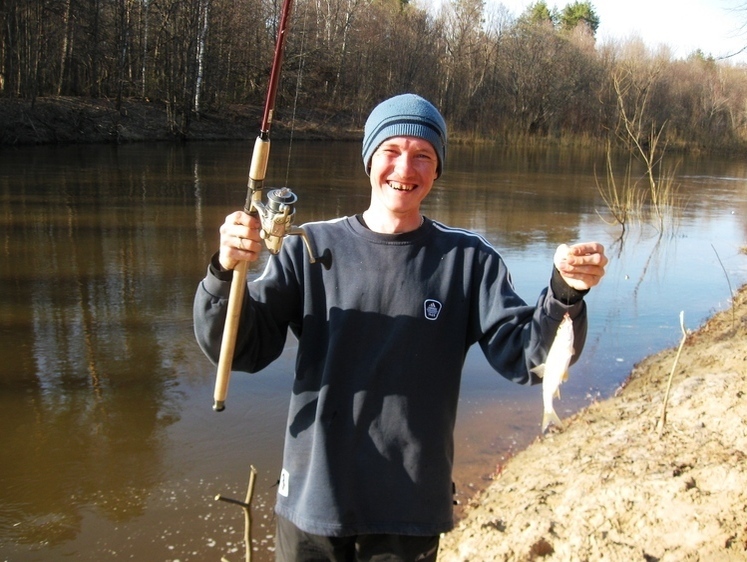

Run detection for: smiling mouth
[[389, 181, 415, 192]]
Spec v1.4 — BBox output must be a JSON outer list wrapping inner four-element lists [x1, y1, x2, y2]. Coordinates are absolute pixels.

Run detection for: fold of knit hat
[[362, 94, 447, 177]]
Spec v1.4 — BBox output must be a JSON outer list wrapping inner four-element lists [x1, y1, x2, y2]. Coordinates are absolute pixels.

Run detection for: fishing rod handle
[[246, 136, 271, 211], [213, 260, 249, 411]]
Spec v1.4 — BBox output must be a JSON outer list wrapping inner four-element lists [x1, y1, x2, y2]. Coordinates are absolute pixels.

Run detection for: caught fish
[[531, 313, 575, 432]]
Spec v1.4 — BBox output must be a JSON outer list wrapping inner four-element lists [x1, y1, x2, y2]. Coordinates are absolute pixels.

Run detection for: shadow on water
[[0, 141, 745, 561]]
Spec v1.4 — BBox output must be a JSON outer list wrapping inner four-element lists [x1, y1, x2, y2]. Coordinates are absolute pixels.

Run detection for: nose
[[393, 152, 416, 177]]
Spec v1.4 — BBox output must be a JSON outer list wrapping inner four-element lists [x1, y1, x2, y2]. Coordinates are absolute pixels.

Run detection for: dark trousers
[[275, 515, 440, 562]]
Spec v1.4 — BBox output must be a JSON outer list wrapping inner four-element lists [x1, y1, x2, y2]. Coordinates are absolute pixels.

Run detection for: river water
[[1, 141, 746, 561]]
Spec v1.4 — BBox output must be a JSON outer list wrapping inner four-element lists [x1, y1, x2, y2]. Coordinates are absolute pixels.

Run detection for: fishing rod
[[213, 0, 326, 412]]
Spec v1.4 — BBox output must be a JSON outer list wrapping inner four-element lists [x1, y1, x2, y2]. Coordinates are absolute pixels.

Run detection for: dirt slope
[[439, 285, 747, 562]]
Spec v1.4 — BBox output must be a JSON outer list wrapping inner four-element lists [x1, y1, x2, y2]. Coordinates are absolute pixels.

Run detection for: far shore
[[0, 96, 357, 147], [4, 97, 747, 157]]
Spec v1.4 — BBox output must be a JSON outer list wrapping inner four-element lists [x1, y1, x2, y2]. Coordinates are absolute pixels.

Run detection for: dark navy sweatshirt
[[194, 215, 587, 536]]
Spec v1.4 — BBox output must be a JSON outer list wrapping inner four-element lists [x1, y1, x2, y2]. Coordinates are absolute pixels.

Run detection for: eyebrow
[[379, 139, 436, 154]]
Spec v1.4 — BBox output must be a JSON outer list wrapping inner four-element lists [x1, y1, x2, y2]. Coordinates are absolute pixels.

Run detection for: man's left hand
[[554, 242, 608, 291]]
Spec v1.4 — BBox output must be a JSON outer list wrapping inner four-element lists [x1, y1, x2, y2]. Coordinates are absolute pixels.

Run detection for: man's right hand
[[218, 210, 263, 270]]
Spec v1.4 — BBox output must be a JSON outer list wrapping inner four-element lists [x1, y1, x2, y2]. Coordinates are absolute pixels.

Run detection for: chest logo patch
[[424, 299, 442, 320]]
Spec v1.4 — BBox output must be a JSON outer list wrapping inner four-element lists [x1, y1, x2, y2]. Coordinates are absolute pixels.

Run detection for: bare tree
[[608, 53, 679, 233], [194, 0, 210, 116], [439, 0, 491, 122]]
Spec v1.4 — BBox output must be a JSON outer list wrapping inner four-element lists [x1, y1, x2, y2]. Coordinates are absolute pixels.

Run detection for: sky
[[494, 0, 747, 62]]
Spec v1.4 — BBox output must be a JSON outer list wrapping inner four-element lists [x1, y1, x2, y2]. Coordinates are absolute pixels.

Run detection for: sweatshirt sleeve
[[477, 256, 588, 387], [193, 250, 299, 373]]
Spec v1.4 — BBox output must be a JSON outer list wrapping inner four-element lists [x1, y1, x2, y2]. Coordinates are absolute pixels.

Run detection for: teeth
[[390, 182, 414, 191]]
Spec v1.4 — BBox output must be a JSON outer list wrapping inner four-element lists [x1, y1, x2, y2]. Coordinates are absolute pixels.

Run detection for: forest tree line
[[2, 0, 746, 150]]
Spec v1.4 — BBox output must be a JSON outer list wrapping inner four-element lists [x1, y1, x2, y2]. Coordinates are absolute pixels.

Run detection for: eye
[[375, 144, 397, 157]]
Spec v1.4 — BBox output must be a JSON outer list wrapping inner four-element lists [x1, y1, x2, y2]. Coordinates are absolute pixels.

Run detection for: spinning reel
[[250, 187, 330, 268]]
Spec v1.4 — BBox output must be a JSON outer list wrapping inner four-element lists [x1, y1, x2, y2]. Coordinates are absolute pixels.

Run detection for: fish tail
[[531, 364, 546, 378], [542, 409, 564, 433]]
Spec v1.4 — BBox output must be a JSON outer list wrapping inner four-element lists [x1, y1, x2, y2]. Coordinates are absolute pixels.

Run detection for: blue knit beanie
[[362, 94, 447, 177]]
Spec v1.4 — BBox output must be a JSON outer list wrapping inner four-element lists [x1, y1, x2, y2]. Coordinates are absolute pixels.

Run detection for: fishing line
[[285, 0, 308, 187]]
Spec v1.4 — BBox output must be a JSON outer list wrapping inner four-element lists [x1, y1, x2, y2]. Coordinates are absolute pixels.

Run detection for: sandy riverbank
[[438, 284, 747, 561]]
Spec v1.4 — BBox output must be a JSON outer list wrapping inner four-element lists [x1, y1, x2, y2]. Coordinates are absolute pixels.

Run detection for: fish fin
[[562, 369, 569, 382], [531, 364, 546, 378], [542, 409, 564, 433]]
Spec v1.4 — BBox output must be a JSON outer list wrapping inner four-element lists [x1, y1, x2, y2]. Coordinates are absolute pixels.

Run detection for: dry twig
[[657, 311, 687, 437], [216, 465, 258, 562]]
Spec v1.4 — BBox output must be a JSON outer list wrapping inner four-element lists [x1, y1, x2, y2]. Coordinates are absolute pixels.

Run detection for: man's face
[[368, 136, 439, 217]]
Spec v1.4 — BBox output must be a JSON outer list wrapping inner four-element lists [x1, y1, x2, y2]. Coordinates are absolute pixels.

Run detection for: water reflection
[[0, 144, 195, 552], [0, 141, 745, 561]]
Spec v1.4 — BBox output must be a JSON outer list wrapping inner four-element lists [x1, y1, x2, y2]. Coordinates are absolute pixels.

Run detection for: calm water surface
[[1, 141, 746, 561]]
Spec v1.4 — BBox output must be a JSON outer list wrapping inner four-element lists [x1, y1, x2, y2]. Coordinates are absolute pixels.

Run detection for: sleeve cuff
[[209, 252, 235, 282]]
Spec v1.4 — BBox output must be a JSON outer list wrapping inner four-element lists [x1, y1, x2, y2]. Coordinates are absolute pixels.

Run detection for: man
[[194, 93, 607, 561]]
